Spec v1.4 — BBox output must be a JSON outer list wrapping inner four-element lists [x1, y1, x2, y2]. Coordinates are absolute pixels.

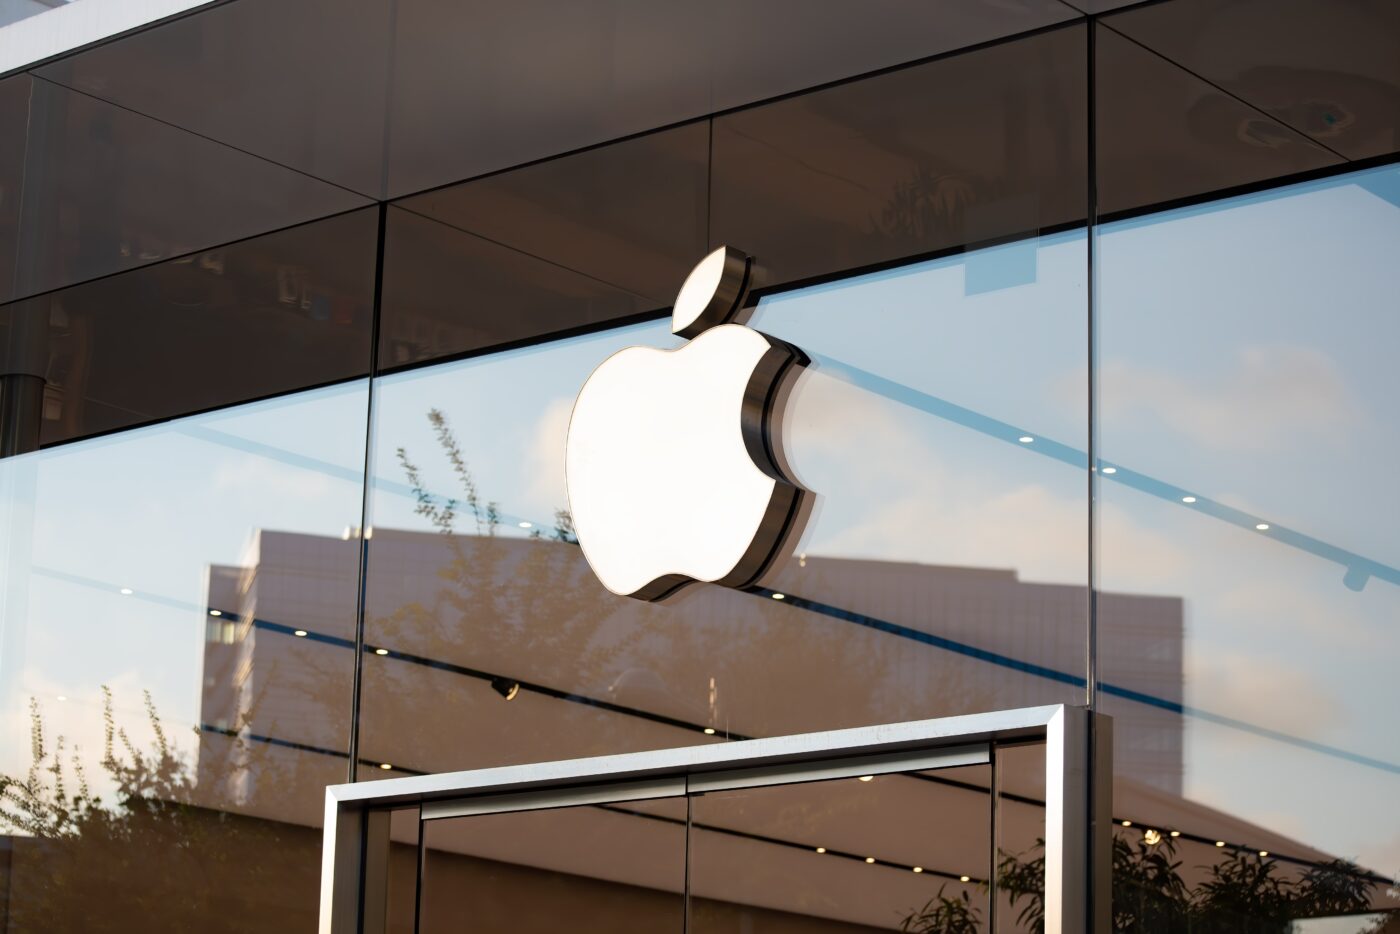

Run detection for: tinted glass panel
[[1106, 0, 1400, 162], [4, 75, 368, 305], [0, 207, 378, 448], [0, 380, 368, 929], [712, 24, 1087, 290], [1097, 164, 1400, 926], [1095, 21, 1339, 218]]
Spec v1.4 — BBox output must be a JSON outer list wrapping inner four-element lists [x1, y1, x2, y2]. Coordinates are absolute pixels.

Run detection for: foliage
[[901, 834, 1381, 934], [901, 886, 981, 934]]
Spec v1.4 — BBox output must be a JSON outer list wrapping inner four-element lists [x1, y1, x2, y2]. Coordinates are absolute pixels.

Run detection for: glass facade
[[0, 2, 1397, 931]]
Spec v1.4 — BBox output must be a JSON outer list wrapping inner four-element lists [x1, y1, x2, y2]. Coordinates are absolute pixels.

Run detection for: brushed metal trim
[[423, 776, 686, 821], [687, 742, 988, 794]]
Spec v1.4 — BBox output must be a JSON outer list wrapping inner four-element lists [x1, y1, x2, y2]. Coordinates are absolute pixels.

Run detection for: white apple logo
[[565, 246, 809, 601]]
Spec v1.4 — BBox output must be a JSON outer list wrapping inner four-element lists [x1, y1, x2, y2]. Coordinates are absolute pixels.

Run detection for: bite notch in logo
[[565, 247, 810, 602]]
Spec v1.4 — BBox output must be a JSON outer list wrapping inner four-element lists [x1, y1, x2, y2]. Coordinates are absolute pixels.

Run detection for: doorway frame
[[319, 703, 1106, 933]]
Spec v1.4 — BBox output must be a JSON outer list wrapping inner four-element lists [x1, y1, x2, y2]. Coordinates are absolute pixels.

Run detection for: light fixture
[[1215, 841, 1226, 848], [294, 629, 308, 637], [374, 648, 389, 656], [865, 857, 875, 864], [379, 763, 392, 770], [1256, 523, 1270, 531], [1121, 820, 1132, 827], [703, 727, 716, 735], [1169, 830, 1180, 838], [771, 593, 785, 600], [119, 588, 134, 596], [1102, 467, 1117, 475], [858, 775, 874, 782], [1182, 496, 1197, 503], [518, 521, 532, 529], [1143, 829, 1162, 846], [491, 677, 521, 701], [1259, 850, 1268, 858], [815, 847, 826, 854], [960, 875, 971, 883], [1018, 436, 1034, 444], [912, 867, 923, 873], [209, 609, 222, 617]]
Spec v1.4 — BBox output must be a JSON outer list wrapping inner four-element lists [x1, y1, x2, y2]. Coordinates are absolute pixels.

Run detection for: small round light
[[1182, 496, 1197, 504], [703, 728, 716, 735], [865, 857, 875, 864], [1215, 841, 1226, 848], [1102, 467, 1117, 475], [1121, 820, 1132, 827], [1143, 829, 1162, 846], [1169, 830, 1180, 838], [119, 588, 134, 596], [1018, 436, 1034, 444], [518, 521, 532, 529], [1259, 850, 1268, 858], [209, 609, 222, 617], [960, 875, 971, 883], [294, 629, 308, 637], [1256, 523, 1270, 531], [815, 847, 826, 854], [771, 593, 785, 600], [374, 648, 389, 656], [858, 775, 874, 782], [912, 866, 923, 873], [379, 763, 392, 770]]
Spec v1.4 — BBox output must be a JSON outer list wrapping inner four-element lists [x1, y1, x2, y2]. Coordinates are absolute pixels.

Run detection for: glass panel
[[34, 0, 395, 198], [4, 74, 368, 305], [689, 766, 991, 933], [0, 380, 368, 929], [385, 0, 1078, 198], [0, 206, 378, 449], [711, 24, 1087, 290], [1097, 163, 1400, 929], [1095, 21, 1339, 219], [1105, 0, 1400, 162], [359, 225, 1086, 773], [992, 743, 1047, 934], [417, 796, 686, 933], [380, 123, 707, 371]]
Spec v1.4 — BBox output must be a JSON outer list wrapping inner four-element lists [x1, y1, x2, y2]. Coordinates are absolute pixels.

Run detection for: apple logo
[[565, 246, 810, 602]]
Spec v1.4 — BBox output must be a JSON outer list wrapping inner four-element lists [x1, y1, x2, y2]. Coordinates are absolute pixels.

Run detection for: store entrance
[[320, 706, 1100, 934]]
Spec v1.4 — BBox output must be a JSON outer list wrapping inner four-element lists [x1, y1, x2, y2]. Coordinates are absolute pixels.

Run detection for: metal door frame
[[319, 704, 1107, 933]]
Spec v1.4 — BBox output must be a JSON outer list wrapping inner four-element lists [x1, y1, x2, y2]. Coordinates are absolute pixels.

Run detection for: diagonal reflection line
[[813, 352, 1400, 592]]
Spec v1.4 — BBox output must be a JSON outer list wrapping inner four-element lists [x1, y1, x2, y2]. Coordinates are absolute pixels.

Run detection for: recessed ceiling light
[[209, 609, 222, 617], [1182, 496, 1197, 503], [1169, 830, 1180, 838], [1215, 841, 1226, 847], [960, 875, 971, 883], [1121, 820, 1132, 827], [518, 521, 532, 529], [858, 775, 874, 782], [1256, 523, 1270, 531], [379, 763, 392, 770], [1102, 467, 1117, 475], [374, 648, 389, 656], [703, 727, 716, 735], [119, 588, 134, 595], [1259, 850, 1268, 857], [815, 847, 826, 854], [865, 857, 875, 864], [1143, 829, 1162, 846], [912, 866, 923, 873], [294, 629, 308, 637], [771, 593, 785, 600], [1018, 436, 1034, 444]]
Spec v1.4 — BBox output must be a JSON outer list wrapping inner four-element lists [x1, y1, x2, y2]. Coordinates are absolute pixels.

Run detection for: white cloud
[[1100, 344, 1360, 452]]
